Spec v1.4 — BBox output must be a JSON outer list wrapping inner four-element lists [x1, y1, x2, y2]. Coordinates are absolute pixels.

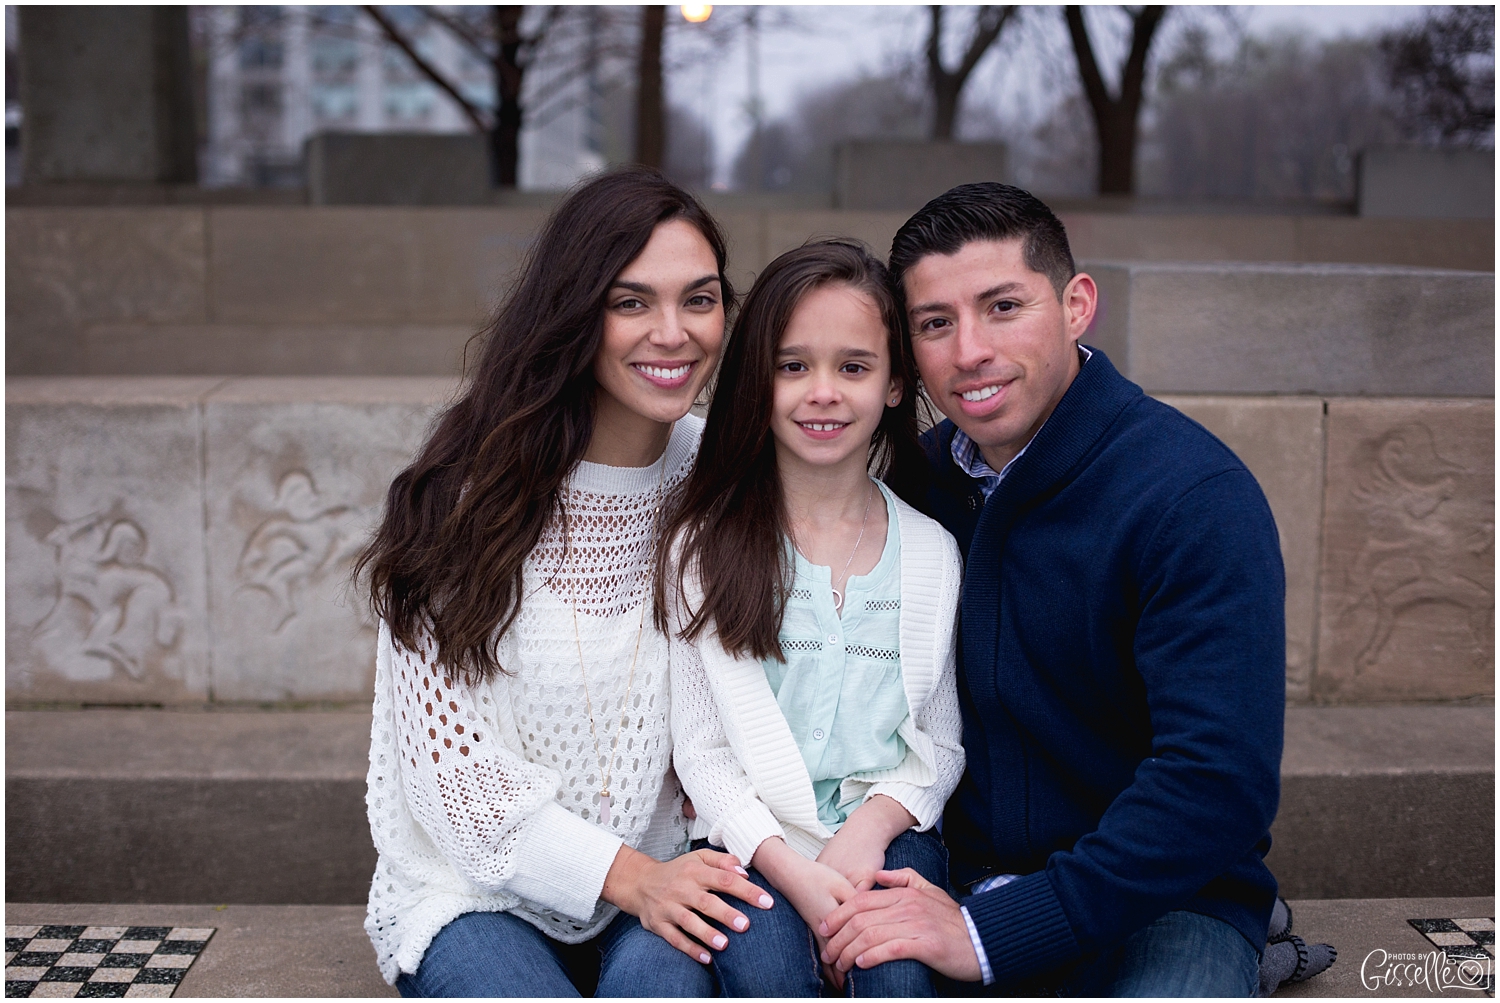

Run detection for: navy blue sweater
[[924, 348, 1284, 985]]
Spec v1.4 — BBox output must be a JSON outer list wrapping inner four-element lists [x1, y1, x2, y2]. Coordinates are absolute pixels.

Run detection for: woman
[[660, 241, 965, 996], [358, 168, 772, 997]]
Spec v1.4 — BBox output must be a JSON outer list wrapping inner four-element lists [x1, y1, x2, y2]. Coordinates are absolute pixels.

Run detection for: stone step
[[5, 705, 1492, 905], [2, 897, 1491, 997]]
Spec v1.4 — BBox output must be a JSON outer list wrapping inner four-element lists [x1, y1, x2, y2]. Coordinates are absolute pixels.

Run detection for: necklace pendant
[[831, 587, 844, 613], [599, 791, 612, 825]]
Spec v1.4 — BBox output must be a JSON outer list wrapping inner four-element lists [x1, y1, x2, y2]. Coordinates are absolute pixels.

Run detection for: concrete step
[[6, 705, 1493, 904], [2, 897, 1490, 997]]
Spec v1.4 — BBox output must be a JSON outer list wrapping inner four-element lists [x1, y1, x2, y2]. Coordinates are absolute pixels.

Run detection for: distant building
[[198, 5, 611, 190]]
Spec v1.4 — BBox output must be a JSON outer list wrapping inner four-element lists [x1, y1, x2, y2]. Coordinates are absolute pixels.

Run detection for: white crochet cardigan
[[364, 416, 702, 985], [670, 491, 966, 864]]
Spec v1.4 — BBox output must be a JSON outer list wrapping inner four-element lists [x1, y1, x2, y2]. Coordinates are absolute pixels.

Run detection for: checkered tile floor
[[4, 926, 213, 998], [1409, 917, 1495, 996]]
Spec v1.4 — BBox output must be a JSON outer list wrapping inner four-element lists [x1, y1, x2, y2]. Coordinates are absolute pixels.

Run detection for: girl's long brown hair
[[657, 240, 930, 661], [357, 167, 733, 684]]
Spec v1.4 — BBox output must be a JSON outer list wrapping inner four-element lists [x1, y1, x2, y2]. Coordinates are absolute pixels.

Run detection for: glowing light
[[680, 4, 712, 23]]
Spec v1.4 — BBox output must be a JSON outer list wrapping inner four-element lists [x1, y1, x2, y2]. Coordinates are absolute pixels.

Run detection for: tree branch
[[361, 5, 491, 132], [420, 7, 492, 63], [1119, 6, 1167, 116], [1064, 5, 1114, 110], [957, 6, 1016, 83]]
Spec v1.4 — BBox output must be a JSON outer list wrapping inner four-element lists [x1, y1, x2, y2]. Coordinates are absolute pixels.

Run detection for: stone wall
[[7, 378, 1492, 706], [7, 206, 1493, 377]]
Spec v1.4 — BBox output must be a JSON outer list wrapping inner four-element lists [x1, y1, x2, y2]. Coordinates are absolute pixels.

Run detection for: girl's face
[[594, 219, 726, 429], [771, 283, 901, 475]]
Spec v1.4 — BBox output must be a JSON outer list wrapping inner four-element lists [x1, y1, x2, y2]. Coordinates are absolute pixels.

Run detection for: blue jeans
[[696, 828, 947, 997], [947, 908, 1260, 997], [395, 908, 716, 997]]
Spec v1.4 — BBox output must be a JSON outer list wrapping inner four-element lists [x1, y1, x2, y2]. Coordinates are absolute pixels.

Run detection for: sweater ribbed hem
[[867, 781, 941, 831], [508, 801, 624, 922], [714, 799, 786, 867], [963, 871, 1079, 985]]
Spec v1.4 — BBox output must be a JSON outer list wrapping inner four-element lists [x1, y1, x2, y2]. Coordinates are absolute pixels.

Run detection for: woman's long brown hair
[[657, 240, 930, 662], [357, 167, 733, 684]]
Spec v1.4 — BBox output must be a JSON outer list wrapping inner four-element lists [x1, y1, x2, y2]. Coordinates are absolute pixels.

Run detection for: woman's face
[[771, 283, 900, 476], [594, 219, 726, 431]]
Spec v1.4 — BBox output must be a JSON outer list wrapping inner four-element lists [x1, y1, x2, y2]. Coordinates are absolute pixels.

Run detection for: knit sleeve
[[869, 532, 966, 829], [381, 623, 623, 922], [668, 632, 786, 866]]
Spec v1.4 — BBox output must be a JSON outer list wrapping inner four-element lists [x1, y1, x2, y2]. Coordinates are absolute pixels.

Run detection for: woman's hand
[[602, 845, 773, 964], [816, 794, 916, 891]]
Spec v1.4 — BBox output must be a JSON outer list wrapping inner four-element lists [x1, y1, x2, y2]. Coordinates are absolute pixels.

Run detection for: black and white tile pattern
[[4, 926, 213, 998], [1409, 917, 1495, 996]]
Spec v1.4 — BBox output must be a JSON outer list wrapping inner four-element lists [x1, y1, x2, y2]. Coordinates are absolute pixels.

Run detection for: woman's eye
[[686, 293, 717, 308], [779, 361, 807, 373], [615, 297, 645, 310], [840, 363, 868, 374]]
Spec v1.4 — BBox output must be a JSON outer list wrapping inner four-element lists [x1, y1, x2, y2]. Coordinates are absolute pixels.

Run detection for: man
[[819, 183, 1284, 995]]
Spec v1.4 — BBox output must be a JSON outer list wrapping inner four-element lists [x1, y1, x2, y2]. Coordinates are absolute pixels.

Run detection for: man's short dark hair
[[888, 182, 1076, 299]]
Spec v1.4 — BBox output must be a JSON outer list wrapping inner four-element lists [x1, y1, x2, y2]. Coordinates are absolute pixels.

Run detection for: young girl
[[660, 240, 966, 997]]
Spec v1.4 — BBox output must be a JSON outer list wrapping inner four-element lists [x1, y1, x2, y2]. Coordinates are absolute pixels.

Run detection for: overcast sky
[[665, 4, 1430, 185]]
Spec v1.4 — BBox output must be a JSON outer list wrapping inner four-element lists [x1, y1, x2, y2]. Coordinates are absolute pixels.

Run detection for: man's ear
[[1062, 272, 1098, 340]]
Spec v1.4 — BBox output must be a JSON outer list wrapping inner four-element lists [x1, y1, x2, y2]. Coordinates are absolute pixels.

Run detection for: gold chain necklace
[[567, 447, 668, 827]]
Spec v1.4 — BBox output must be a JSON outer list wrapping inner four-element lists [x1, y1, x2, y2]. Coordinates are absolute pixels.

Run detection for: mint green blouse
[[762, 480, 910, 830]]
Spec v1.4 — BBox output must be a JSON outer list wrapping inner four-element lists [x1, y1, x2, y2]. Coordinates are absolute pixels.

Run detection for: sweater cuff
[[962, 871, 1079, 984], [508, 801, 624, 922], [867, 781, 941, 831], [712, 799, 785, 866]]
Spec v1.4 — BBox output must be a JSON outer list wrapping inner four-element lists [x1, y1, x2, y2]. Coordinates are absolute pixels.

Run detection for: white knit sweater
[[670, 491, 966, 864], [364, 415, 703, 985]]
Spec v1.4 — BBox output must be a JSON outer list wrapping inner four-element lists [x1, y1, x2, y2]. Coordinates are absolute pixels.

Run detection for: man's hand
[[817, 866, 983, 982]]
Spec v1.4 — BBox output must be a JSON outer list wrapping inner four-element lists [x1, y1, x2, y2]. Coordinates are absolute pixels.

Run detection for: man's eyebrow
[[975, 282, 1025, 301], [907, 300, 951, 316]]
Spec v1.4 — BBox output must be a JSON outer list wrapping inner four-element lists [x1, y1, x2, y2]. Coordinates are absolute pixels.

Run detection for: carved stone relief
[[204, 394, 441, 701], [28, 510, 185, 684], [234, 469, 373, 633], [1316, 400, 1494, 702], [6, 389, 213, 702]]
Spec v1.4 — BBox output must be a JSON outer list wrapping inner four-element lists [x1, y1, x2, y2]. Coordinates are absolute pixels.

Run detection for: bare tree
[[1063, 5, 1167, 195], [361, 5, 562, 187], [635, 5, 665, 168], [927, 5, 1017, 140], [1380, 5, 1495, 146]]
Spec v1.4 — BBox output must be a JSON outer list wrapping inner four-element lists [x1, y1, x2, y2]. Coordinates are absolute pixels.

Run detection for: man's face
[[905, 238, 1096, 472]]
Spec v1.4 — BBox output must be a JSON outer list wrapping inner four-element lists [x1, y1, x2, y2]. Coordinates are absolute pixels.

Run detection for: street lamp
[[680, 5, 712, 23]]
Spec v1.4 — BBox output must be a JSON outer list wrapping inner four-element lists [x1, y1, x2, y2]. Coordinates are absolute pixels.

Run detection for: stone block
[[306, 132, 491, 206], [765, 210, 909, 268], [1314, 399, 1494, 702], [1062, 213, 1297, 264], [1088, 262, 1494, 396], [201, 378, 453, 701], [1294, 217, 1495, 272], [79, 323, 475, 376], [6, 378, 225, 703], [1155, 396, 1326, 701], [1358, 145, 1495, 219], [207, 207, 546, 325], [18, 8, 196, 184], [833, 140, 1008, 211], [712, 209, 768, 293], [6, 208, 208, 326]]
